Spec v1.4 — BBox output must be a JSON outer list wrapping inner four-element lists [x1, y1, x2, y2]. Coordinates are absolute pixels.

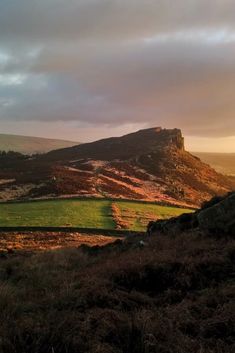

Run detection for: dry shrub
[[0, 232, 234, 353]]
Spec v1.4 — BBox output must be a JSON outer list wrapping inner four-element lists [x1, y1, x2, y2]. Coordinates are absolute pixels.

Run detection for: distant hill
[[193, 152, 235, 176], [0, 127, 234, 207], [0, 134, 78, 155]]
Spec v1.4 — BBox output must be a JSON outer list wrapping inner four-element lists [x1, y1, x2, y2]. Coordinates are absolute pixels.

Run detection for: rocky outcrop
[[148, 192, 235, 235], [153, 127, 184, 150], [198, 193, 235, 233]]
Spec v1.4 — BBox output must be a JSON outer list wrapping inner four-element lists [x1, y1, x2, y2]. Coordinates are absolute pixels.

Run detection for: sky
[[0, 0, 235, 152]]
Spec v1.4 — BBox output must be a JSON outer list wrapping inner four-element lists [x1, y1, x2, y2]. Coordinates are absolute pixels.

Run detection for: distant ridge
[[193, 152, 235, 177], [0, 133, 78, 155]]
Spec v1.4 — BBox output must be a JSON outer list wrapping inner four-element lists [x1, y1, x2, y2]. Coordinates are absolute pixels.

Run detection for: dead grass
[[0, 232, 119, 252], [111, 203, 130, 229], [0, 232, 234, 353]]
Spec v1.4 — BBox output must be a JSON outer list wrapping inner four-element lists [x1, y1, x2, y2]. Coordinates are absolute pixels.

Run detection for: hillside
[[0, 133, 78, 154], [0, 194, 234, 353], [0, 198, 192, 231], [0, 235, 234, 353], [194, 152, 235, 177], [0, 127, 234, 207]]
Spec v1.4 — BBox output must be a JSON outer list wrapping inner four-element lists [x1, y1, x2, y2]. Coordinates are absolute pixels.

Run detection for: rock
[[147, 212, 198, 235], [147, 192, 235, 235], [197, 193, 235, 234], [138, 240, 146, 248]]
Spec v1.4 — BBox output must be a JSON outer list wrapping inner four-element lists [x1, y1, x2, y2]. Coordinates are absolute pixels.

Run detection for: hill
[[0, 194, 234, 353], [0, 127, 234, 207], [193, 152, 235, 177], [0, 133, 78, 154]]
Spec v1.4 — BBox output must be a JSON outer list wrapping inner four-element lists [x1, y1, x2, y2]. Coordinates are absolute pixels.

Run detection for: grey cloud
[[0, 0, 235, 138], [0, 0, 235, 43]]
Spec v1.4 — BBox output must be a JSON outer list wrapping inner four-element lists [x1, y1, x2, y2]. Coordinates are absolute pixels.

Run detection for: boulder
[[148, 192, 235, 235], [197, 193, 235, 234]]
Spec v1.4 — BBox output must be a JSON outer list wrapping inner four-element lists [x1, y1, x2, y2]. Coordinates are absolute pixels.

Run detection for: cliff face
[[126, 127, 184, 149], [144, 127, 184, 151], [168, 129, 185, 151], [0, 127, 234, 207]]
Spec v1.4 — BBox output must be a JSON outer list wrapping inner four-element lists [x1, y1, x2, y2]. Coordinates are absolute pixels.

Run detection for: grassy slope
[[0, 199, 115, 229], [0, 134, 78, 154], [114, 201, 192, 231], [0, 199, 192, 230], [0, 232, 234, 353]]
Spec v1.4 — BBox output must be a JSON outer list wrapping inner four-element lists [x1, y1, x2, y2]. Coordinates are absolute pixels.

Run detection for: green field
[[115, 201, 192, 231], [0, 198, 193, 231]]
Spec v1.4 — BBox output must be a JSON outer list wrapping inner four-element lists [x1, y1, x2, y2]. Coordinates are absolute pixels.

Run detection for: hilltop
[[0, 127, 234, 206], [0, 133, 78, 155]]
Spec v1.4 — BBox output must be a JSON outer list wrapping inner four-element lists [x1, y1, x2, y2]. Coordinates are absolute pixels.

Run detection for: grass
[[114, 200, 192, 231], [0, 198, 192, 231], [0, 199, 115, 229]]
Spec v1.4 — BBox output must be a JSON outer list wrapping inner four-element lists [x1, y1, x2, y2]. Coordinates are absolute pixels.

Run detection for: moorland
[[0, 128, 234, 353], [0, 194, 234, 353]]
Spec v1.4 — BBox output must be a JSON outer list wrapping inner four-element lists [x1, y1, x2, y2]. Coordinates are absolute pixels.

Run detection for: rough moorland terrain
[[0, 230, 234, 353], [0, 193, 234, 353], [0, 231, 120, 252], [0, 128, 234, 207]]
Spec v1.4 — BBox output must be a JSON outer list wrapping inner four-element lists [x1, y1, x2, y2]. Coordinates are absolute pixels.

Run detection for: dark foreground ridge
[[148, 191, 235, 235], [0, 194, 234, 353]]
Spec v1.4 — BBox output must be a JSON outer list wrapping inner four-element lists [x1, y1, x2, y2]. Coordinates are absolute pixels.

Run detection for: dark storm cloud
[[0, 0, 235, 137]]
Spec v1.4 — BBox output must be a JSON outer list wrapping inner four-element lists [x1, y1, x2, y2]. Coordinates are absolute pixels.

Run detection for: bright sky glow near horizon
[[0, 0, 235, 152]]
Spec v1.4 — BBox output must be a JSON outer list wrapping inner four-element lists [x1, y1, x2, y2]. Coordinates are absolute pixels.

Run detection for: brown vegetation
[[0, 232, 119, 252], [1, 128, 234, 206], [0, 230, 234, 353], [0, 194, 234, 352], [111, 203, 129, 229]]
